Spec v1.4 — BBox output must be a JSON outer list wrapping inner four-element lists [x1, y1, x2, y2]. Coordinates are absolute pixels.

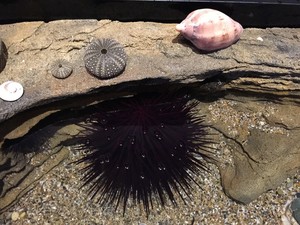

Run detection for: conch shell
[[176, 8, 243, 51]]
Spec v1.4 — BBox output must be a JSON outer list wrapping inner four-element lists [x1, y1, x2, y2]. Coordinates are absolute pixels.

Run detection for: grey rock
[[0, 21, 298, 123], [220, 128, 300, 204], [291, 197, 300, 225], [291, 198, 300, 211]]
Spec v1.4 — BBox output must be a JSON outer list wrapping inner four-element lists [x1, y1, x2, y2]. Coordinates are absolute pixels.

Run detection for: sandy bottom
[[1, 98, 299, 225], [1, 144, 299, 225]]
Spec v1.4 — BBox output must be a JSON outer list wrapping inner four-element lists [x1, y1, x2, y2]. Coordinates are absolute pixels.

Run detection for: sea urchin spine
[[68, 93, 213, 216], [84, 38, 127, 79]]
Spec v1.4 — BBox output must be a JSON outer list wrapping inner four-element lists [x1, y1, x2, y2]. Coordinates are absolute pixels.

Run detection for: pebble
[[276, 188, 284, 195], [20, 212, 26, 219], [291, 198, 300, 211], [286, 179, 294, 188], [11, 212, 19, 221]]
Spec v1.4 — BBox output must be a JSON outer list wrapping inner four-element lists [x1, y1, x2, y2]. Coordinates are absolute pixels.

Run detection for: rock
[[205, 97, 300, 203], [0, 143, 70, 213], [19, 211, 26, 219], [221, 129, 300, 203], [0, 20, 299, 210], [0, 21, 298, 124]]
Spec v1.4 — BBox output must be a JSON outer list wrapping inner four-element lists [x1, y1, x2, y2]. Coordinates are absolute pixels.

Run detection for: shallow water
[[1, 98, 299, 224]]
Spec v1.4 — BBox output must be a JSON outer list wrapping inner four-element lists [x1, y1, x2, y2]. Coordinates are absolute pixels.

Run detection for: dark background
[[0, 0, 299, 27]]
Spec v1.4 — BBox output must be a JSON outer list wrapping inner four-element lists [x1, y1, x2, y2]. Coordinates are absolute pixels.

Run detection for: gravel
[[1, 145, 299, 225]]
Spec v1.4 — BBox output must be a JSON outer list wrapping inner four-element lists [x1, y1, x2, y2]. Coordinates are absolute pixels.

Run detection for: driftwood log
[[0, 20, 299, 212]]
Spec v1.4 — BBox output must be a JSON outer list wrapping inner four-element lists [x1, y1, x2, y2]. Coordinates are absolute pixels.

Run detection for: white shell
[[0, 81, 24, 101]]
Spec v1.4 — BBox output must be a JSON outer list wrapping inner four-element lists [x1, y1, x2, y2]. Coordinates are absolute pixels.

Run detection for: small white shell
[[0, 81, 24, 101]]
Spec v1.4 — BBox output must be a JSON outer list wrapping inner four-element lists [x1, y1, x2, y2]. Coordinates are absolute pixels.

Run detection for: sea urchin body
[[0, 39, 8, 73], [84, 38, 127, 79], [50, 59, 73, 79], [70, 93, 212, 216]]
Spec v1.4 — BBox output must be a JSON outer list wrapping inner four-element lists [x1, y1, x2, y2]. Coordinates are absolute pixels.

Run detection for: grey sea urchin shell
[[0, 39, 8, 73], [50, 59, 73, 79], [84, 38, 127, 79]]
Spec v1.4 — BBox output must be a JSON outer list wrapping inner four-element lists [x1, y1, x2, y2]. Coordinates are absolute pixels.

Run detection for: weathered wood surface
[[0, 20, 299, 212]]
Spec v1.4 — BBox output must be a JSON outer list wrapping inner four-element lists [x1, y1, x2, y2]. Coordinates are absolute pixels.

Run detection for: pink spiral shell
[[176, 9, 243, 51]]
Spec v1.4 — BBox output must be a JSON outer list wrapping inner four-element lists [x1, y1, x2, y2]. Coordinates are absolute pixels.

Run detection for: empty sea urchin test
[[50, 59, 73, 79], [0, 39, 8, 73], [84, 38, 127, 79]]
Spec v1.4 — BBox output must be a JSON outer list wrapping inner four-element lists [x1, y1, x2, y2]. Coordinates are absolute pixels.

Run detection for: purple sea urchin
[[69, 93, 213, 216], [50, 59, 73, 79], [84, 38, 127, 79]]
